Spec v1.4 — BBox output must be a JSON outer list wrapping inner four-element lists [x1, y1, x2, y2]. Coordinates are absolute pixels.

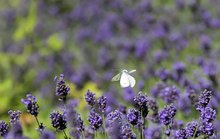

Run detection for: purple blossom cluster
[[50, 111, 67, 131], [55, 74, 70, 102], [159, 104, 177, 126], [8, 110, 21, 125], [0, 73, 219, 139], [88, 109, 103, 131], [1, 0, 220, 139]]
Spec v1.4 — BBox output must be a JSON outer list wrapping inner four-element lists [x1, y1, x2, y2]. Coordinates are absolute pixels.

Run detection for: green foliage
[[13, 1, 37, 41]]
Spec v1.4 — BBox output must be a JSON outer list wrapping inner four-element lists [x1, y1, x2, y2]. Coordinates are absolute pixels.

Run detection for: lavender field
[[0, 0, 220, 139]]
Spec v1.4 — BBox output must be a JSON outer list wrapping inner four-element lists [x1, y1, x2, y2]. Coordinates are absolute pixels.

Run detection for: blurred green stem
[[63, 130, 68, 139], [102, 114, 107, 139]]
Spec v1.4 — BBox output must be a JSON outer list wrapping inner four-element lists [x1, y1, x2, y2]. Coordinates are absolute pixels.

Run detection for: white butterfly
[[111, 69, 136, 88]]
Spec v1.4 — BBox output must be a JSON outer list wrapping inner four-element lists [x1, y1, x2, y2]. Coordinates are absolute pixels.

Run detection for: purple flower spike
[[0, 120, 9, 137], [120, 124, 136, 139], [134, 92, 148, 110], [159, 86, 180, 104], [50, 111, 67, 130], [127, 109, 140, 126], [106, 110, 122, 124], [8, 110, 21, 125], [88, 109, 102, 130], [199, 121, 214, 136], [196, 89, 212, 111], [175, 128, 187, 139], [21, 94, 39, 116], [85, 90, 96, 107], [76, 114, 85, 133], [55, 74, 70, 102], [41, 130, 55, 139], [4, 122, 28, 139], [144, 126, 162, 139], [186, 121, 198, 138], [134, 92, 149, 117], [97, 96, 107, 113], [200, 107, 216, 123], [159, 104, 176, 126]]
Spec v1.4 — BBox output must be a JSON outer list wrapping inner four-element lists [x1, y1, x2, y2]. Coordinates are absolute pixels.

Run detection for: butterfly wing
[[111, 73, 122, 81], [120, 72, 130, 88], [127, 74, 136, 87], [129, 69, 136, 74]]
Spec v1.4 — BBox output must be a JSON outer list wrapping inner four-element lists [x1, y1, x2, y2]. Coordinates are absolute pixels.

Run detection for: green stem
[[35, 116, 40, 127], [95, 131, 98, 139], [35, 116, 44, 133], [140, 110, 144, 139], [63, 130, 68, 139], [169, 120, 173, 137], [102, 114, 107, 139]]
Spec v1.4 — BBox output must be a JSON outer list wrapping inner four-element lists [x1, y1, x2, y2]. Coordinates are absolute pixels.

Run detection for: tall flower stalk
[[50, 111, 69, 139], [21, 94, 45, 133]]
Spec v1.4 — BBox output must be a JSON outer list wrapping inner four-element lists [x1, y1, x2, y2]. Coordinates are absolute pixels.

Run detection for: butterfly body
[[112, 69, 136, 88]]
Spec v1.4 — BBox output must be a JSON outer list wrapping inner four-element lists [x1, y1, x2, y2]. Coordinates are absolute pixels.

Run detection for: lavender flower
[[173, 62, 186, 77], [65, 99, 83, 138], [155, 68, 170, 82], [0, 120, 9, 137], [106, 110, 123, 139], [153, 50, 168, 63], [186, 121, 198, 138], [149, 113, 160, 124], [118, 105, 127, 114], [41, 131, 55, 139], [147, 98, 160, 123], [85, 90, 96, 107], [55, 74, 70, 102], [127, 109, 140, 126], [159, 86, 180, 104], [97, 96, 107, 113], [199, 121, 214, 136], [5, 122, 28, 139], [137, 80, 144, 91], [147, 98, 159, 113], [120, 124, 136, 139], [196, 89, 212, 111], [36, 123, 45, 133], [159, 104, 176, 125], [88, 109, 102, 130], [200, 107, 216, 122], [169, 104, 177, 118], [177, 95, 191, 115], [21, 94, 39, 116], [172, 120, 184, 130], [186, 88, 198, 106], [123, 88, 136, 102], [175, 128, 187, 139], [106, 110, 122, 124], [8, 110, 21, 125], [134, 92, 148, 110], [200, 35, 212, 52], [76, 114, 85, 133], [84, 127, 94, 139], [50, 111, 67, 130], [134, 92, 149, 117], [144, 126, 162, 139], [150, 83, 166, 98]]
